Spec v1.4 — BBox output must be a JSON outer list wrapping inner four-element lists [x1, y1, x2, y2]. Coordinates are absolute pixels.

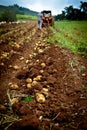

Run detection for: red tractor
[[42, 10, 54, 27]]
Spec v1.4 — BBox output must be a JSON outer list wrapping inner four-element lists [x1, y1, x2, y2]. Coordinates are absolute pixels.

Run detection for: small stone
[[39, 116, 43, 120], [82, 73, 86, 77]]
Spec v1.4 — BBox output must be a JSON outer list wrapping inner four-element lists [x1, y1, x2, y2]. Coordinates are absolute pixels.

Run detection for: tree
[[1, 10, 17, 22], [55, 11, 66, 21], [80, 1, 87, 19], [65, 6, 74, 20]]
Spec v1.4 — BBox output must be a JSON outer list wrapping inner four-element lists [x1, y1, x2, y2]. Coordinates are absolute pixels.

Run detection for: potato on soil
[[32, 81, 38, 86], [26, 78, 32, 83], [41, 63, 46, 68], [36, 93, 46, 103], [41, 88, 49, 96], [33, 75, 42, 81], [27, 83, 32, 89], [40, 70, 44, 73], [13, 65, 19, 70], [9, 84, 19, 90]]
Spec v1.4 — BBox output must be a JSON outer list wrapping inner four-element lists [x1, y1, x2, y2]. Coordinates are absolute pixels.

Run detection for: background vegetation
[[47, 21, 87, 57], [0, 4, 37, 22], [55, 1, 87, 20]]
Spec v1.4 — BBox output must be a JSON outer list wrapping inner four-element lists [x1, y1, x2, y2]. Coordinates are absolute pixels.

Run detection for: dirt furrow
[[0, 21, 87, 130]]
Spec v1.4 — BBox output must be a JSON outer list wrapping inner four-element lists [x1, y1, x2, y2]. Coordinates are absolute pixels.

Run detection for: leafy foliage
[[0, 4, 38, 16], [55, 1, 87, 20], [1, 10, 16, 22], [0, 4, 38, 22]]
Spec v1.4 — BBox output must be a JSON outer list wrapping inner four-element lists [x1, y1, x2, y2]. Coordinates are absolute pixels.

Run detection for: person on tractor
[[37, 12, 43, 29]]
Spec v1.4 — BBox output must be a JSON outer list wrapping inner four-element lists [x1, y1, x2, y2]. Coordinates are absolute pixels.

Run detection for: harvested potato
[[33, 75, 42, 81], [25, 60, 29, 64], [40, 70, 44, 73], [27, 83, 32, 89], [42, 88, 48, 92], [42, 88, 49, 96], [32, 81, 38, 86], [36, 59, 39, 63], [10, 84, 19, 90], [36, 93, 45, 103], [38, 49, 44, 53], [20, 57, 24, 60], [26, 78, 32, 83], [41, 63, 46, 68], [14, 43, 20, 48], [13, 65, 19, 70]]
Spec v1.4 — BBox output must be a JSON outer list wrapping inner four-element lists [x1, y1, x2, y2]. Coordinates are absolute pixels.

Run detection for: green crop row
[[16, 14, 37, 20]]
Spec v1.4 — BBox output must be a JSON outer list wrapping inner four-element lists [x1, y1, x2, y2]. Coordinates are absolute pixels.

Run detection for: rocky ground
[[0, 21, 87, 130]]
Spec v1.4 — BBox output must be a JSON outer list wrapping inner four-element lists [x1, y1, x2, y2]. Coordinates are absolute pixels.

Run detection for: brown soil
[[0, 21, 87, 130]]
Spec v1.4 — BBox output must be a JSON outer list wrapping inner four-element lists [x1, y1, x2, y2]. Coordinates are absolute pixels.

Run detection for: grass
[[47, 21, 87, 57], [22, 95, 33, 102], [16, 14, 37, 20]]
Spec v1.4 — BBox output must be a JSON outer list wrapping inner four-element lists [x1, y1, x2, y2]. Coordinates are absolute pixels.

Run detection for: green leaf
[[22, 96, 33, 102]]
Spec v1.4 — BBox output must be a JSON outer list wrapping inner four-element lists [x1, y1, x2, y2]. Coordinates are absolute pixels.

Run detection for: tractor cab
[[41, 10, 54, 27]]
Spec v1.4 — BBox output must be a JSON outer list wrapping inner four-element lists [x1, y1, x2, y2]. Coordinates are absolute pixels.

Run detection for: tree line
[[0, 4, 37, 22], [55, 1, 87, 20]]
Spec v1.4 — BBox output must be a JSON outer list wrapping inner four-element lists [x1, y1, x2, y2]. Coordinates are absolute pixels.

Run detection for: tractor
[[41, 10, 54, 27]]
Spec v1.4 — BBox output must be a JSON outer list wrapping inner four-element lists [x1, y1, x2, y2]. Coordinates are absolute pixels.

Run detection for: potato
[[40, 70, 44, 74], [25, 60, 29, 64], [27, 83, 32, 89], [36, 93, 45, 103], [33, 75, 42, 81], [41, 63, 46, 68], [38, 49, 44, 53], [32, 81, 38, 86], [42, 88, 49, 96], [26, 78, 32, 83], [13, 65, 19, 70], [10, 84, 19, 90]]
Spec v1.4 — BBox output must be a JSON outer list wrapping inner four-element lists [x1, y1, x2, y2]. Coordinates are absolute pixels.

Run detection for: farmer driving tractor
[[37, 11, 43, 29], [37, 10, 54, 29]]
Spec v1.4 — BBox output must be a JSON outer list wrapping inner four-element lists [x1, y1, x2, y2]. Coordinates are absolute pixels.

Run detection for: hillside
[[0, 4, 38, 16]]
